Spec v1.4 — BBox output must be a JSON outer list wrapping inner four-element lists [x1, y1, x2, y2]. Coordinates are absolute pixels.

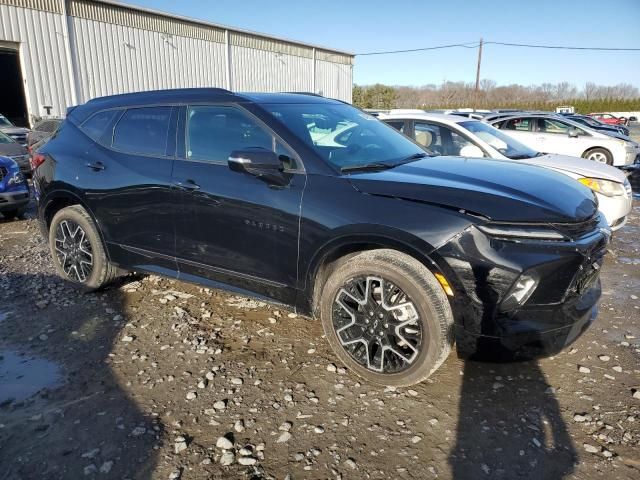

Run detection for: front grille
[[551, 215, 600, 241], [8, 133, 27, 142], [0, 166, 7, 181]]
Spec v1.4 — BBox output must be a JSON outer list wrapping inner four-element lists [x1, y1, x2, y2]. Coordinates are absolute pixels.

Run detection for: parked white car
[[487, 113, 640, 167], [380, 112, 633, 230]]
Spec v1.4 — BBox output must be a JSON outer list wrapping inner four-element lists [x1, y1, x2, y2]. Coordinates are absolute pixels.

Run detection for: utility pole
[[474, 38, 483, 110]]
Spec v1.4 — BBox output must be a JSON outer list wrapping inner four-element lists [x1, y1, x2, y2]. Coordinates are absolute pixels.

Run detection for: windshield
[[0, 131, 14, 143], [0, 115, 13, 127], [265, 103, 427, 171], [460, 120, 539, 159]]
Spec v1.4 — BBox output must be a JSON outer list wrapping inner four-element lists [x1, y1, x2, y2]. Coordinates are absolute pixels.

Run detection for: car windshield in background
[[460, 120, 539, 160], [266, 104, 429, 172], [0, 116, 13, 127], [0, 131, 15, 144]]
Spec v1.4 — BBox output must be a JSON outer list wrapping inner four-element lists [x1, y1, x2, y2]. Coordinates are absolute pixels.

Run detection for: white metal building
[[0, 0, 354, 127]]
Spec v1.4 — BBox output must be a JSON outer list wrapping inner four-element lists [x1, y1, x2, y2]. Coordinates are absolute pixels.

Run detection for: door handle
[[86, 161, 105, 171], [174, 179, 201, 191]]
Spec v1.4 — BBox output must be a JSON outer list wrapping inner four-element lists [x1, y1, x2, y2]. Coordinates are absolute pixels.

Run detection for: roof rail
[[283, 92, 325, 97]]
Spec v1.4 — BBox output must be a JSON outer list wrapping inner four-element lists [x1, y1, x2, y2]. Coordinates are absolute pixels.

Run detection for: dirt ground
[[1, 197, 639, 480]]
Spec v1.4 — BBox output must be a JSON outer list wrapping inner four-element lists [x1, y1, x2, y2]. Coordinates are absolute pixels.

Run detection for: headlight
[[7, 172, 25, 186], [477, 224, 566, 240], [578, 178, 625, 197]]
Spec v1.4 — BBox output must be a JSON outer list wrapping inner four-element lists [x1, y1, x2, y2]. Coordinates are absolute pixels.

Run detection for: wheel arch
[[40, 189, 111, 261], [582, 146, 612, 162], [299, 227, 449, 317]]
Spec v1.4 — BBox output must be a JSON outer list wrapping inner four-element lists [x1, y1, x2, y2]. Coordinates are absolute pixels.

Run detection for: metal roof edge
[[95, 0, 355, 57]]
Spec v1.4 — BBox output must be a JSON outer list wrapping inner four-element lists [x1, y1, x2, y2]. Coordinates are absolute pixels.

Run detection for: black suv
[[33, 89, 610, 386]]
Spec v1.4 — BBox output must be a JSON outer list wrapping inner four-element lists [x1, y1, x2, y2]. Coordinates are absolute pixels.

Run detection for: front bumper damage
[[435, 220, 610, 360]]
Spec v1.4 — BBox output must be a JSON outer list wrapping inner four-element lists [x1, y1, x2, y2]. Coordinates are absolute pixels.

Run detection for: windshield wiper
[[341, 152, 428, 174], [341, 162, 395, 173], [397, 152, 429, 164]]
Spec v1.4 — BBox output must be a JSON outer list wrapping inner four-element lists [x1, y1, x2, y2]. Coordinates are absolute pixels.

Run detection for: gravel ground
[[0, 199, 639, 480]]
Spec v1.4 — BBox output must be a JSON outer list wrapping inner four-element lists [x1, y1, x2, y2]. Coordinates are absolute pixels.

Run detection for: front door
[[172, 105, 305, 303]]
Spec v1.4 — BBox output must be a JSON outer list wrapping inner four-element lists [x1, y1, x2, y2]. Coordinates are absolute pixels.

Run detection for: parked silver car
[[381, 111, 633, 230]]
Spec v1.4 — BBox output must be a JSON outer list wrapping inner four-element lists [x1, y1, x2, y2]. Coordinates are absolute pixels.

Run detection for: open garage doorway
[[0, 44, 29, 127]]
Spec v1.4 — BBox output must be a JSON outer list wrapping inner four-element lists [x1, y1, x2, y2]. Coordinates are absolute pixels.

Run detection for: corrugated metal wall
[[316, 59, 353, 103], [230, 46, 314, 93], [0, 0, 354, 124], [71, 16, 228, 102], [0, 2, 74, 119]]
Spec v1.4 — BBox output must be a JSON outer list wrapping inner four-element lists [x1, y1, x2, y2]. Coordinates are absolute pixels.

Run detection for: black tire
[[319, 249, 454, 386], [48, 205, 119, 290], [582, 147, 613, 165], [1, 208, 26, 220]]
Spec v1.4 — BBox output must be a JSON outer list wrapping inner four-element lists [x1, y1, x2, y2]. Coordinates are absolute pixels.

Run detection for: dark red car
[[588, 113, 628, 126]]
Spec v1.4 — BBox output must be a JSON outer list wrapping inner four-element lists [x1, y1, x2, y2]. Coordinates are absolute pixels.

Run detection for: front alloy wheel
[[333, 276, 423, 374], [320, 249, 454, 386]]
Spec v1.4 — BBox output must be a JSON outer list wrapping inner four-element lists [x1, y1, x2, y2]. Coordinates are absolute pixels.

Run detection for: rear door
[[495, 117, 538, 148], [534, 117, 592, 157], [172, 104, 305, 303], [80, 105, 179, 271]]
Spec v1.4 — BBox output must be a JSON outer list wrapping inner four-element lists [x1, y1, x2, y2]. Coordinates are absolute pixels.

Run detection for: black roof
[[85, 88, 342, 108], [70, 88, 343, 123]]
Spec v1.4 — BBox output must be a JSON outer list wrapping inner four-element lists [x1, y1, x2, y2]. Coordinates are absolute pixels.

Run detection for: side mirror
[[568, 127, 580, 138], [228, 148, 282, 174], [459, 144, 485, 158], [228, 148, 291, 187]]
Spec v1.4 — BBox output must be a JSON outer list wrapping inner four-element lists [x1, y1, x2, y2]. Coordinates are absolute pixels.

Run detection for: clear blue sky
[[123, 0, 640, 88]]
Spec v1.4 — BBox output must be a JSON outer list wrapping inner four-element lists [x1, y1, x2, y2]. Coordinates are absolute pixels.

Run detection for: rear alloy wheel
[[319, 249, 454, 386], [54, 219, 94, 282], [49, 205, 120, 290], [583, 148, 613, 165]]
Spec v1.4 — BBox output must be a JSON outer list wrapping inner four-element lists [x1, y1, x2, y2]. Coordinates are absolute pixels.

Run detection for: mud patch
[[0, 350, 63, 404]]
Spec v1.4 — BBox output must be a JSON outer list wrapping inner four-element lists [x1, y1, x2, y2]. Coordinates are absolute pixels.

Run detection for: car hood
[[0, 141, 28, 156], [600, 130, 632, 141], [524, 154, 628, 183], [347, 156, 597, 223], [0, 126, 30, 135]]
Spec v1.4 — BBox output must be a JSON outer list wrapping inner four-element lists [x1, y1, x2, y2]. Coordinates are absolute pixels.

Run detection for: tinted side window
[[113, 107, 172, 156], [44, 121, 60, 133], [538, 118, 569, 134], [81, 110, 120, 142], [186, 106, 273, 162], [502, 118, 531, 131]]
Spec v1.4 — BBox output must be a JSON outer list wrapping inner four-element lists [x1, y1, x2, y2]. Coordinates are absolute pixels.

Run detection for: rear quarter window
[[80, 110, 120, 143], [112, 107, 172, 156]]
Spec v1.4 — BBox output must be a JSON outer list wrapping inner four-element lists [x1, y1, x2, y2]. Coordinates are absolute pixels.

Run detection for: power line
[[485, 41, 640, 51], [356, 41, 640, 56], [356, 42, 480, 56]]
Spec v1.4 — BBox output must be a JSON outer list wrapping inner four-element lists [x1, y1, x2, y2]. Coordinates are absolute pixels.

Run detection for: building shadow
[[0, 272, 162, 479]]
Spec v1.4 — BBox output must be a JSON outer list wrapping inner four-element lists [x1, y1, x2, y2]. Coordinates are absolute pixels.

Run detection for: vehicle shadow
[[0, 272, 162, 479], [449, 359, 577, 479]]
